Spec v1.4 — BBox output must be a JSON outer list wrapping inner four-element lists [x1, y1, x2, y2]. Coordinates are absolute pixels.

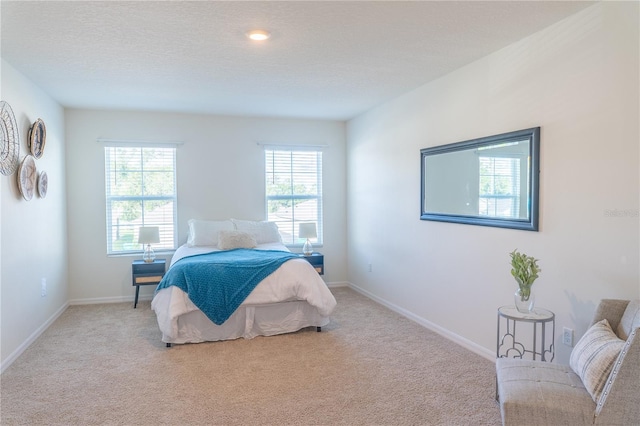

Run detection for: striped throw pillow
[[569, 319, 625, 403]]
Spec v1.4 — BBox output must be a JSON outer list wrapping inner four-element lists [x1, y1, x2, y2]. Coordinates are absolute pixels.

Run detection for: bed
[[151, 219, 337, 346]]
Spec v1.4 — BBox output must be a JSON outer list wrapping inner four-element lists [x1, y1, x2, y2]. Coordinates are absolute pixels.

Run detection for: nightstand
[[300, 252, 324, 275], [132, 259, 166, 308]]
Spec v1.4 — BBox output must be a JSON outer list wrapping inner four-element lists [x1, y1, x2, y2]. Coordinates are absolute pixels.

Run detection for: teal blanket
[[156, 249, 299, 325]]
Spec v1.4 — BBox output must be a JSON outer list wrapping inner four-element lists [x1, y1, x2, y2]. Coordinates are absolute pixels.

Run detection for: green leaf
[[509, 249, 541, 290]]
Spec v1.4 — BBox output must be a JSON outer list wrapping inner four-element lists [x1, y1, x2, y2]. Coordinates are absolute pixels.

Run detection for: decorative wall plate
[[0, 101, 20, 176], [29, 118, 46, 159], [17, 155, 37, 201], [38, 171, 48, 198]]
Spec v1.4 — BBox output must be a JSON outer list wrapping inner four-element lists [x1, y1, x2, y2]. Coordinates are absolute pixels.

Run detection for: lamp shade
[[138, 226, 160, 245], [298, 223, 317, 239]]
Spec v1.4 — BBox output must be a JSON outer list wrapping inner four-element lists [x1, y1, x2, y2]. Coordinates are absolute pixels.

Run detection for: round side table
[[496, 306, 555, 362]]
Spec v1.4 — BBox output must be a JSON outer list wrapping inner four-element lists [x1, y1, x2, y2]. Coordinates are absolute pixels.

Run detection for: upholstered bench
[[496, 299, 639, 425]]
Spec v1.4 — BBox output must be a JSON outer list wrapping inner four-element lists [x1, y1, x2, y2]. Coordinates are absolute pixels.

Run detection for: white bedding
[[151, 243, 337, 344]]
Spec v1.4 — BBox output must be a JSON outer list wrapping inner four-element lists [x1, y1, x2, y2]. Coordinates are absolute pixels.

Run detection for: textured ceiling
[[1, 1, 594, 120]]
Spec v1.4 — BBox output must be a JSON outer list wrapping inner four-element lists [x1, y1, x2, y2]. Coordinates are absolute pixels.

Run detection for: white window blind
[[478, 156, 521, 218], [104, 146, 177, 254], [265, 148, 323, 246]]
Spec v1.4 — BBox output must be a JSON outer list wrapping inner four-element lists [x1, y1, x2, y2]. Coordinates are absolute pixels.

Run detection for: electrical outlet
[[563, 327, 573, 346], [41, 278, 47, 297]]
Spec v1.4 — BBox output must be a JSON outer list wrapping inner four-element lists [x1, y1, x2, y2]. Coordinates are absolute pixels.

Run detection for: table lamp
[[299, 223, 317, 256], [138, 226, 160, 263]]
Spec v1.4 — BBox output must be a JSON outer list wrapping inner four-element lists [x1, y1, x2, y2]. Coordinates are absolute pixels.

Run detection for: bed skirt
[[158, 300, 330, 345]]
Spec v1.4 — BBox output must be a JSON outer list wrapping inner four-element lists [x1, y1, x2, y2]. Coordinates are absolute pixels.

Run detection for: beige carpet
[[0, 287, 501, 425]]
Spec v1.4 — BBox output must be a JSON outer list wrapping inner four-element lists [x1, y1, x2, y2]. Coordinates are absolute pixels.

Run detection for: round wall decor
[[17, 155, 37, 201], [29, 118, 46, 159], [38, 171, 48, 198], [0, 101, 20, 176]]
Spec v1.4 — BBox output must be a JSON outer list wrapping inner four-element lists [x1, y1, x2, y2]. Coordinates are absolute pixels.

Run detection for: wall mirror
[[420, 127, 540, 231]]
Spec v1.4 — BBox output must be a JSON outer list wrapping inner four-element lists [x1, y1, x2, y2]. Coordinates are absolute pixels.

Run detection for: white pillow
[[230, 219, 282, 244], [569, 319, 625, 403], [217, 230, 257, 250], [187, 219, 234, 247]]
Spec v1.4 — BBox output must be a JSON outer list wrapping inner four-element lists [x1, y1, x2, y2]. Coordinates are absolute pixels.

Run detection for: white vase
[[514, 288, 535, 313]]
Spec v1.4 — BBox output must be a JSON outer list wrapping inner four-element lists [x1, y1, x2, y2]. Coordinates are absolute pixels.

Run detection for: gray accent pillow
[[217, 230, 257, 250], [569, 319, 624, 403], [616, 299, 640, 340]]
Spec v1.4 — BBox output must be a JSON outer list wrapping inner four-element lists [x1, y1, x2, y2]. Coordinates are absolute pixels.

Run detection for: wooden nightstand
[[132, 259, 166, 308], [300, 252, 324, 275]]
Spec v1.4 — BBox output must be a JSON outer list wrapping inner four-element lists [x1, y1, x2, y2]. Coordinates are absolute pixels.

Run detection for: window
[[265, 148, 322, 246], [104, 145, 177, 255], [478, 156, 521, 218]]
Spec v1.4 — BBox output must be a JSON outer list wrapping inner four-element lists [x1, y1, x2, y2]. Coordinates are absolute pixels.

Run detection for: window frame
[[478, 155, 521, 219], [103, 143, 178, 256], [264, 147, 323, 247]]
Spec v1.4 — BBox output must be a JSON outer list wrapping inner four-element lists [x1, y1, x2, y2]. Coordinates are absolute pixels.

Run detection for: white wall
[[346, 2, 639, 364], [1, 60, 68, 369], [65, 110, 347, 303]]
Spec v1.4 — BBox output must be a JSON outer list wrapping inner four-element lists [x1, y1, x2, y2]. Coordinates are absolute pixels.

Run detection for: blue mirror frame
[[420, 127, 540, 231]]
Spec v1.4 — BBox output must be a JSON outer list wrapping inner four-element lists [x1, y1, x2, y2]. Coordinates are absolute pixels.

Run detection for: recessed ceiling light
[[246, 29, 271, 41]]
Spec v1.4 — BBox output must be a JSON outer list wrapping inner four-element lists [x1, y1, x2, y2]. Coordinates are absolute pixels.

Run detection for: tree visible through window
[[265, 148, 322, 246], [104, 145, 177, 254]]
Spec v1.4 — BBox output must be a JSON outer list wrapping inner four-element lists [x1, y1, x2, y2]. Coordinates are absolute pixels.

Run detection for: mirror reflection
[[421, 127, 540, 231]]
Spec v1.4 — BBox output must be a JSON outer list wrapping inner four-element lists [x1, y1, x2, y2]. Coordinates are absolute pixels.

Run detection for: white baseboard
[[325, 281, 349, 288], [0, 302, 69, 374], [68, 295, 142, 305], [347, 282, 495, 362]]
